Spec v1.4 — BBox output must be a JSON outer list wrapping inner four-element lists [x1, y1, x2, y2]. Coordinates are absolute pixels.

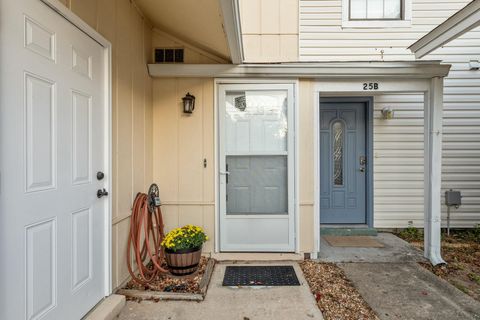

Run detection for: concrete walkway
[[320, 232, 480, 319], [341, 262, 480, 320], [118, 262, 323, 320], [318, 232, 425, 263], [119, 234, 480, 320]]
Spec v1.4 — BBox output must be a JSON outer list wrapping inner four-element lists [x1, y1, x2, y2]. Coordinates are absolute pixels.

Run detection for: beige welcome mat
[[323, 236, 384, 248]]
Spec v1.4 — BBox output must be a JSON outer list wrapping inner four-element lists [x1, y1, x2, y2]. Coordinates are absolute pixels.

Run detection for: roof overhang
[[134, 0, 231, 61], [218, 0, 244, 64], [148, 61, 451, 79], [409, 0, 480, 58]]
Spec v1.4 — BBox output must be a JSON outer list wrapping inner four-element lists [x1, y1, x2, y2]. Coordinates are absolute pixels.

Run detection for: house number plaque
[[363, 82, 379, 90]]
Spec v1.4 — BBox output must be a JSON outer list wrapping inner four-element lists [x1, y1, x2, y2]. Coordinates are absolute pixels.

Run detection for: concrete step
[[85, 294, 126, 320], [320, 227, 378, 236]]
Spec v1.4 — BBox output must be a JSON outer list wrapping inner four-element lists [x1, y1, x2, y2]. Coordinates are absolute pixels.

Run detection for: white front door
[[218, 83, 295, 252], [0, 0, 109, 319]]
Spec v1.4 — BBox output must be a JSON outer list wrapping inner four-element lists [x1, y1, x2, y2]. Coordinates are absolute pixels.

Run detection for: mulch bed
[[120, 257, 213, 301], [399, 231, 480, 302], [300, 260, 379, 320]]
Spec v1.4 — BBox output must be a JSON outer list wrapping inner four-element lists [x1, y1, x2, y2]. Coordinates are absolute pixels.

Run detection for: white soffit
[[148, 62, 451, 79], [134, 0, 230, 60], [409, 0, 480, 58]]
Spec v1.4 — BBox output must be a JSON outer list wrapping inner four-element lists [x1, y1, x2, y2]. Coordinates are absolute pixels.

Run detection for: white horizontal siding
[[438, 25, 480, 227], [299, 0, 480, 228], [439, 55, 480, 229], [374, 59, 480, 228], [373, 93, 425, 228], [299, 0, 477, 61], [372, 71, 480, 228]]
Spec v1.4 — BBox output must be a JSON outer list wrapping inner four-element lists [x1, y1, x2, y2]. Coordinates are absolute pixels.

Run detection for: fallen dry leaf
[[399, 231, 480, 302], [124, 256, 209, 295], [300, 260, 379, 320]]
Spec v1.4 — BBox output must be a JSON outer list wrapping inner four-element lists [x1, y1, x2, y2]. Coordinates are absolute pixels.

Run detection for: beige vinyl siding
[[299, 80, 316, 252], [152, 79, 317, 254], [298, 0, 480, 228], [61, 0, 154, 289], [240, 0, 299, 62], [152, 78, 216, 253]]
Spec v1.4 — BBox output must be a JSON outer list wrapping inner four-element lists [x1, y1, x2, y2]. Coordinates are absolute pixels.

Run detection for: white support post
[[424, 77, 446, 265]]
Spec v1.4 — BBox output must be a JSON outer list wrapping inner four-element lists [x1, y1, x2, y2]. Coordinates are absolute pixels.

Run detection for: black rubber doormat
[[222, 265, 300, 286]]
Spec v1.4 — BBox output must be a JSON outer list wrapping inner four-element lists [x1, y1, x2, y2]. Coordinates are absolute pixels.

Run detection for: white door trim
[[40, 0, 112, 295], [214, 79, 299, 253]]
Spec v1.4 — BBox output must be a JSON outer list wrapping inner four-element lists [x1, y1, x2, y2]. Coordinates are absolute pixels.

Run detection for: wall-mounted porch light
[[182, 92, 195, 114], [381, 107, 394, 120]]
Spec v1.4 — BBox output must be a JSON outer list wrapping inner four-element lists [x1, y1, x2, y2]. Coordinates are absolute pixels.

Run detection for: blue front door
[[320, 102, 367, 224]]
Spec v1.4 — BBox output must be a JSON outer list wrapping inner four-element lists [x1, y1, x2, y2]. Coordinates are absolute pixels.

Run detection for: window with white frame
[[350, 0, 402, 20]]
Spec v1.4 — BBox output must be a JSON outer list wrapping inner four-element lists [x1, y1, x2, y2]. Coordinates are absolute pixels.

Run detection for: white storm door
[[218, 84, 295, 252], [0, 0, 108, 319]]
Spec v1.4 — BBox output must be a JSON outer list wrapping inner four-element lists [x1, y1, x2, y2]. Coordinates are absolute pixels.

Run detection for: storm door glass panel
[[225, 91, 288, 215], [333, 121, 344, 186], [226, 156, 287, 214]]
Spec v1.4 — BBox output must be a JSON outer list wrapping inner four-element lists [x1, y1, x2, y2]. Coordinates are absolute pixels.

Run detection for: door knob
[[97, 188, 109, 198], [359, 167, 365, 173], [97, 171, 105, 180]]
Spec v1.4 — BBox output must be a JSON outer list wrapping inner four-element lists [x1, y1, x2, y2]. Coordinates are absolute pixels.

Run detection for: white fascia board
[[409, 0, 480, 59], [219, 0, 244, 64], [148, 62, 451, 79]]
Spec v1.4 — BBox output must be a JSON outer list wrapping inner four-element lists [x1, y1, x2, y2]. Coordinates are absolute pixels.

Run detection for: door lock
[[97, 188, 109, 198], [359, 156, 366, 166], [359, 156, 366, 173]]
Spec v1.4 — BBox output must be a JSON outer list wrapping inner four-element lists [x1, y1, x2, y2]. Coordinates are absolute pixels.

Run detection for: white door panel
[[0, 0, 108, 319], [219, 84, 295, 252]]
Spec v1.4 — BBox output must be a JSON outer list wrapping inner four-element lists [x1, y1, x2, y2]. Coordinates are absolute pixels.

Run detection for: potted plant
[[161, 225, 208, 276]]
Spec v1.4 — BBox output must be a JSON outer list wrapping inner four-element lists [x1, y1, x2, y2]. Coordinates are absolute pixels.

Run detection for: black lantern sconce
[[182, 92, 195, 114]]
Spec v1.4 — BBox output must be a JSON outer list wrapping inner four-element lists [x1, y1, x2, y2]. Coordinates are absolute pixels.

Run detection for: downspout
[[424, 77, 446, 266]]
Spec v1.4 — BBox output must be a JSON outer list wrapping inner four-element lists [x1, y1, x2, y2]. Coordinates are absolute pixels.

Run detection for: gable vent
[[155, 48, 184, 63]]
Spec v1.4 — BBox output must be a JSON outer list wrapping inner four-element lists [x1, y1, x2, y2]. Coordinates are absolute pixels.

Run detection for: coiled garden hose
[[127, 192, 168, 285]]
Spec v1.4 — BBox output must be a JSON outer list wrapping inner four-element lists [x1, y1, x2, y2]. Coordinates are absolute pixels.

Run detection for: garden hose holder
[[127, 183, 168, 285], [147, 183, 161, 213]]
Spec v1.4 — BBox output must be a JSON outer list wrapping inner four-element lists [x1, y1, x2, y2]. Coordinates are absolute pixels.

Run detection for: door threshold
[[320, 225, 377, 236], [320, 224, 369, 229], [211, 252, 303, 261]]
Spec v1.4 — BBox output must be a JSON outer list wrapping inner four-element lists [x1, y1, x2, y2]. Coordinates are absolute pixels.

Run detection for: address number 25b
[[363, 82, 379, 90]]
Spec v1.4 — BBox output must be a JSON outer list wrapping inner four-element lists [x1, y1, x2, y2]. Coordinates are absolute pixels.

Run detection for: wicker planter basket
[[164, 246, 202, 276]]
